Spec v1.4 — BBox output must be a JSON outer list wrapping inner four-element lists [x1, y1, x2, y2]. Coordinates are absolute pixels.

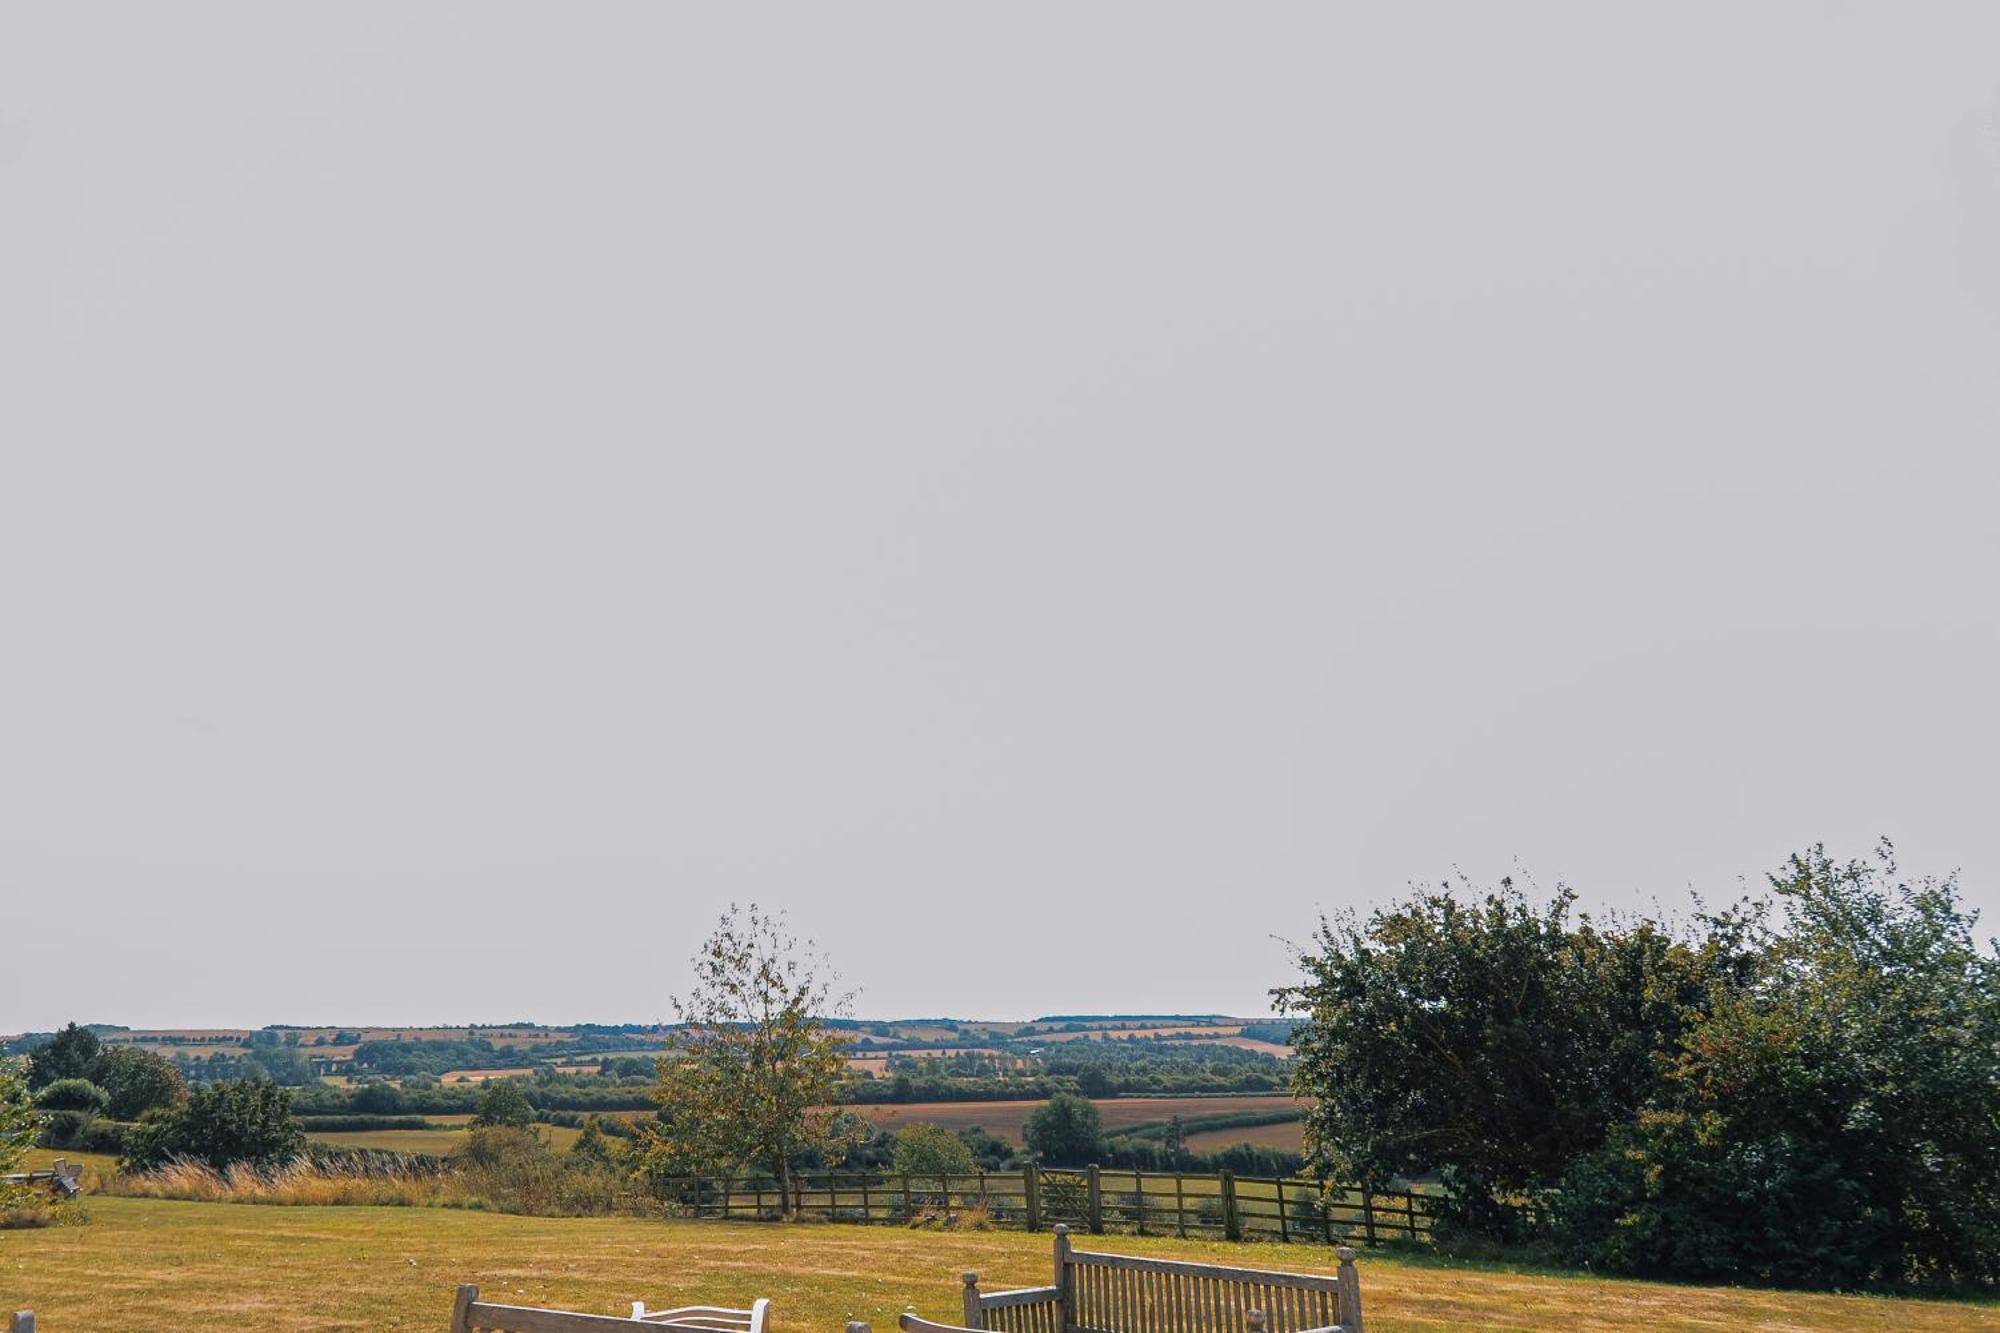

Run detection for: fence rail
[[644, 1165, 1446, 1248]]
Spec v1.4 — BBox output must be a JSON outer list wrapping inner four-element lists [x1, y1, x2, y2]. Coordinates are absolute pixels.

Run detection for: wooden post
[[1023, 1164, 1041, 1231], [1335, 1246, 1364, 1333], [450, 1285, 477, 1333], [1174, 1173, 1187, 1238], [1361, 1193, 1377, 1246], [11, 1314, 35, 1333], [1086, 1164, 1102, 1234], [963, 1271, 983, 1329], [1276, 1178, 1290, 1243], [1052, 1223, 1073, 1322], [1220, 1170, 1241, 1241], [848, 1322, 872, 1333], [861, 1173, 871, 1221], [903, 1173, 915, 1221]]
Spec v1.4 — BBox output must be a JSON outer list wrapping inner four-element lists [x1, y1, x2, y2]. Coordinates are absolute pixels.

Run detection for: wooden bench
[[0, 1158, 82, 1199], [956, 1226, 1362, 1333], [631, 1299, 770, 1332], [452, 1286, 768, 1332]]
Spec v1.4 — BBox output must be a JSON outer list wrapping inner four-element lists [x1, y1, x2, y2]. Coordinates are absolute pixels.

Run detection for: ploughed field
[[7, 1198, 1993, 1331]]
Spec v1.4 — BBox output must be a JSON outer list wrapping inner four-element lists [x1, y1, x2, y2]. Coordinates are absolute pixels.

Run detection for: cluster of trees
[[1282, 843, 1999, 1289], [15, 1023, 190, 1153]]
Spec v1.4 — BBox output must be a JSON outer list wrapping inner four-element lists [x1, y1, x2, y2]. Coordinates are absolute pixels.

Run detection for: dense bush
[[33, 1079, 110, 1113], [35, 1108, 130, 1154], [1550, 846, 2000, 1288], [121, 1080, 306, 1173]]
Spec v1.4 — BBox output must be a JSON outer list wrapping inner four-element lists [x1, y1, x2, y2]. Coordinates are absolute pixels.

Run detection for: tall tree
[[637, 904, 859, 1212], [26, 1022, 101, 1090]]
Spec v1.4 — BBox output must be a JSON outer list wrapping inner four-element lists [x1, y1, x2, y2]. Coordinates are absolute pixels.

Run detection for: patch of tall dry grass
[[104, 1157, 467, 1208]]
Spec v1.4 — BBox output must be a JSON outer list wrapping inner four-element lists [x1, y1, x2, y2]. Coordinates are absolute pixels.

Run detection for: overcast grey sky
[[4, 3, 1998, 1033]]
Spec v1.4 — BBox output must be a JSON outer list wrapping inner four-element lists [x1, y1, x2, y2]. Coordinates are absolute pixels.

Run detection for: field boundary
[[644, 1164, 1483, 1248]]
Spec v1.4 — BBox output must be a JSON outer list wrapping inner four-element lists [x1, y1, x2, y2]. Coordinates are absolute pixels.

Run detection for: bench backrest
[[453, 1284, 653, 1332], [632, 1299, 771, 1333], [968, 1228, 1361, 1333]]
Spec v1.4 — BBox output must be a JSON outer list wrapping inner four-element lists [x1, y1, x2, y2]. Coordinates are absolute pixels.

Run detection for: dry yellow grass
[[4, 1198, 1992, 1331]]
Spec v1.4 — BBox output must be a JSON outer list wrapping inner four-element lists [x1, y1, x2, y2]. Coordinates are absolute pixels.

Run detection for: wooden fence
[[644, 1165, 1448, 1247]]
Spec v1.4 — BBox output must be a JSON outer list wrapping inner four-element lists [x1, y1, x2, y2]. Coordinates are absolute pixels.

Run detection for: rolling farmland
[[841, 1095, 1301, 1144]]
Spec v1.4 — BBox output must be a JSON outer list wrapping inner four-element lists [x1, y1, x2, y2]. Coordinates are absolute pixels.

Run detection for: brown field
[[11, 1198, 1992, 1332], [1210, 1036, 1293, 1058], [439, 1068, 537, 1083], [1036, 1024, 1243, 1043], [841, 1096, 1300, 1144]]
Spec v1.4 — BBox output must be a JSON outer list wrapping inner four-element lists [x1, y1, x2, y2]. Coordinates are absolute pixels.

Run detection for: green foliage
[[93, 1047, 187, 1119], [1553, 844, 2000, 1288], [120, 1079, 306, 1173], [636, 905, 862, 1211], [0, 1058, 42, 1198], [34, 1079, 110, 1113], [1278, 878, 1755, 1229], [892, 1122, 976, 1178], [26, 1023, 102, 1090], [471, 1081, 535, 1128], [1023, 1093, 1107, 1166], [569, 1116, 616, 1167]]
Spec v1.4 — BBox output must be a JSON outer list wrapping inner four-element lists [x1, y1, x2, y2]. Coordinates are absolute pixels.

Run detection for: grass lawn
[[3, 1198, 1993, 1331]]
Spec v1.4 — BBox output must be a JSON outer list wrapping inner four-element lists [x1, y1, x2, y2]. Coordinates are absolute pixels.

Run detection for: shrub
[[471, 1081, 534, 1128], [892, 1123, 976, 1179], [34, 1079, 110, 1113], [121, 1079, 306, 1172]]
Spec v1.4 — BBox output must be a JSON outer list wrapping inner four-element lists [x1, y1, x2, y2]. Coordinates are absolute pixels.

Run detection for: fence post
[[1023, 1163, 1041, 1231], [1052, 1224, 1073, 1325], [1276, 1178, 1289, 1243], [963, 1272, 983, 1329], [861, 1174, 871, 1222], [1335, 1246, 1364, 1333], [1087, 1164, 1103, 1234], [1220, 1170, 1241, 1241], [1175, 1173, 1187, 1238], [903, 1173, 914, 1222], [1362, 1192, 1377, 1246]]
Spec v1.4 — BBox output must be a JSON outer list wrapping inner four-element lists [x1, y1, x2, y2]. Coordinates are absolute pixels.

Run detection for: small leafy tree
[[1024, 1093, 1107, 1166], [636, 904, 860, 1213], [472, 1081, 535, 1128], [893, 1122, 976, 1179], [121, 1080, 305, 1172]]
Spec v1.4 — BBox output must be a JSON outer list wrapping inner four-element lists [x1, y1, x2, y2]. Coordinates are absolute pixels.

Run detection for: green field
[[845, 1095, 1300, 1144], [5, 1198, 1992, 1331]]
